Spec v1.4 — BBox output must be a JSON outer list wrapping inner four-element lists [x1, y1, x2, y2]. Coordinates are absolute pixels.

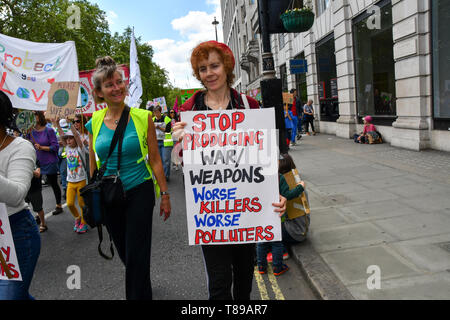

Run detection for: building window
[[280, 64, 288, 92], [317, 0, 331, 16], [353, 0, 396, 121], [316, 33, 339, 122], [432, 0, 450, 129], [294, 53, 307, 105], [279, 33, 286, 49]]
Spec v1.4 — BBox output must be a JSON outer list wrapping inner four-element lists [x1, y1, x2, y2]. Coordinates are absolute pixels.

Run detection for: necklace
[[205, 93, 230, 110], [0, 134, 8, 150]]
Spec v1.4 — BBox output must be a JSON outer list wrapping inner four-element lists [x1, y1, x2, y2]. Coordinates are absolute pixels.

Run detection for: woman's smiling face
[[198, 50, 228, 92], [97, 71, 127, 105]]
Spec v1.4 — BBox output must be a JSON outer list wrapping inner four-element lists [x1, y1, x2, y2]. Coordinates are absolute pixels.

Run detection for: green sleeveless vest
[[153, 115, 174, 147], [91, 107, 160, 198]]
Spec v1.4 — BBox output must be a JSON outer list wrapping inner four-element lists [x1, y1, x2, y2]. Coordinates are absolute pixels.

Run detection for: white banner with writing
[[0, 203, 22, 281], [0, 33, 79, 111]]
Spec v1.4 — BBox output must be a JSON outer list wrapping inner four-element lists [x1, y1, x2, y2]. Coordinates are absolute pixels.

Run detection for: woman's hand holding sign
[[172, 121, 187, 142]]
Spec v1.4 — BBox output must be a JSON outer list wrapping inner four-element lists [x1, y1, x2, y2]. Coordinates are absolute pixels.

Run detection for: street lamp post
[[258, 0, 289, 154], [212, 17, 219, 42]]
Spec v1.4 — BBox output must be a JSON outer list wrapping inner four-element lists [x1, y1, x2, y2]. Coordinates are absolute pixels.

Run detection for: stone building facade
[[220, 0, 450, 152]]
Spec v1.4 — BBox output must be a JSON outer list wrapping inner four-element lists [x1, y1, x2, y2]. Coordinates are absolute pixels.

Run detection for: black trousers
[[104, 180, 155, 300], [201, 244, 255, 300], [303, 115, 315, 133], [46, 173, 61, 206]]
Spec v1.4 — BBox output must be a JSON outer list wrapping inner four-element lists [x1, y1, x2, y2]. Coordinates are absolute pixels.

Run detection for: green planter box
[[280, 10, 315, 33]]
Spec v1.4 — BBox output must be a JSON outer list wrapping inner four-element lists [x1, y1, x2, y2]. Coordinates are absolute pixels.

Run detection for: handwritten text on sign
[[182, 108, 280, 246], [0, 203, 22, 281]]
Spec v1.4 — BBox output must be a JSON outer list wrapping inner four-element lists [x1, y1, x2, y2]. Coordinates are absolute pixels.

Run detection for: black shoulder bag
[[80, 106, 130, 260]]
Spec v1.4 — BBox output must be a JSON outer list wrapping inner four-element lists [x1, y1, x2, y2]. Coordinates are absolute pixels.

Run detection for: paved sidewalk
[[288, 133, 450, 300]]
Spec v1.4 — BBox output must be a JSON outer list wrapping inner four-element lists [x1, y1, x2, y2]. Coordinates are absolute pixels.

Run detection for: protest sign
[[153, 97, 167, 113], [46, 81, 80, 120], [181, 108, 281, 246], [15, 110, 36, 134], [247, 88, 261, 102], [0, 33, 79, 111], [282, 92, 293, 106], [180, 88, 202, 104], [0, 203, 22, 281]]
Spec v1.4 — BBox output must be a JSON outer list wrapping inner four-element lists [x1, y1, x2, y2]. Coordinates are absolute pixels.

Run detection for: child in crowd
[[278, 153, 309, 245], [54, 119, 88, 234], [256, 154, 305, 276]]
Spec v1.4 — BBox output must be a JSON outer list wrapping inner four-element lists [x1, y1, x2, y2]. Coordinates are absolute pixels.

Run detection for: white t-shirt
[[0, 137, 36, 216], [66, 146, 87, 183]]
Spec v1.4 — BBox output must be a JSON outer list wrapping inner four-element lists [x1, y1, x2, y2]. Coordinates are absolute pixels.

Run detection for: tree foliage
[[0, 0, 178, 109]]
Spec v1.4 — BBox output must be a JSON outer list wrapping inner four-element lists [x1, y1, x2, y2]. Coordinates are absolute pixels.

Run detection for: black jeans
[[303, 115, 315, 133], [104, 180, 155, 300], [201, 244, 255, 300], [46, 173, 61, 206]]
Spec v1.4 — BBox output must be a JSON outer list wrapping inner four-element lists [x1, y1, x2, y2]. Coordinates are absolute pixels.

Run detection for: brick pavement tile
[[390, 234, 450, 273], [373, 212, 450, 241], [321, 245, 420, 286], [308, 207, 354, 230], [339, 200, 421, 222], [309, 222, 395, 253], [398, 194, 450, 213], [348, 272, 450, 300]]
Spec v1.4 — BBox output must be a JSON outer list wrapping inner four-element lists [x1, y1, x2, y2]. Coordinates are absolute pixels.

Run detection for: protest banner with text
[[0, 203, 22, 281], [181, 108, 281, 246], [0, 33, 79, 111]]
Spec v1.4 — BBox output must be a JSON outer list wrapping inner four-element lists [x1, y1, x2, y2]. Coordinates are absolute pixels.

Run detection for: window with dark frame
[[432, 0, 450, 130], [352, 0, 397, 125], [280, 64, 288, 92]]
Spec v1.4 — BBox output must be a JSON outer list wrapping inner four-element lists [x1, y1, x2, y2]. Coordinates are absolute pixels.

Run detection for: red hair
[[190, 41, 236, 87]]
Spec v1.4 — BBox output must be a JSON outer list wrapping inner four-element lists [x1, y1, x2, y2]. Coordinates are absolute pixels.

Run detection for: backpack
[[367, 131, 383, 144], [282, 169, 311, 242]]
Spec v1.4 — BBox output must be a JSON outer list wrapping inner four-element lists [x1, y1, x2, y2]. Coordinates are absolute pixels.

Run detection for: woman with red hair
[[174, 41, 287, 300]]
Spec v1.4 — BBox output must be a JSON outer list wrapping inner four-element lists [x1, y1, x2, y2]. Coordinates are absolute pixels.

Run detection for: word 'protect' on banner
[[0, 33, 79, 111], [181, 108, 281, 246], [0, 203, 22, 281]]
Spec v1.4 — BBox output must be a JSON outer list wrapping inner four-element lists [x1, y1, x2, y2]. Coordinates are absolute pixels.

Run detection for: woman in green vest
[[86, 56, 171, 300]]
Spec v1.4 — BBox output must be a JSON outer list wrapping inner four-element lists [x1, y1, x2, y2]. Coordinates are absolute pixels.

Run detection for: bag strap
[[241, 93, 250, 109], [97, 106, 130, 179], [97, 225, 114, 260]]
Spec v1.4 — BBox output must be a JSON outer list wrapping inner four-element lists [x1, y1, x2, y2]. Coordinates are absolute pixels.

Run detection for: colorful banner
[[0, 203, 22, 281], [181, 108, 281, 246], [147, 96, 167, 113], [247, 88, 261, 102], [180, 88, 202, 104], [0, 33, 79, 111], [78, 64, 130, 115]]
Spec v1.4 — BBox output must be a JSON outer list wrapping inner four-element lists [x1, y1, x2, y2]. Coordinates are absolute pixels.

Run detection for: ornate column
[[391, 0, 432, 150], [334, 0, 358, 138]]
